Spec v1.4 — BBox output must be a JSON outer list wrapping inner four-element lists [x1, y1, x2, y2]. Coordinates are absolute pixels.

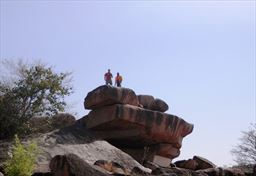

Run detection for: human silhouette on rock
[[115, 72, 123, 87], [104, 69, 113, 85]]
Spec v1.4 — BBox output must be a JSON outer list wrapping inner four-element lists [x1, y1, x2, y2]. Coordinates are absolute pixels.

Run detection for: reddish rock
[[138, 95, 169, 112], [83, 104, 193, 159], [151, 98, 169, 112], [137, 95, 155, 109], [156, 143, 180, 159], [193, 155, 216, 170], [84, 85, 139, 110]]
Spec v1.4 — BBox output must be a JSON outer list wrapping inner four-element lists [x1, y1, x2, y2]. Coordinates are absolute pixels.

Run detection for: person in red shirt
[[115, 72, 123, 87], [104, 69, 113, 85]]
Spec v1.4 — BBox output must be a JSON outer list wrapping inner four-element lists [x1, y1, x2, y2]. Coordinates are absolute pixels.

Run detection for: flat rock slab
[[84, 104, 193, 150], [84, 85, 139, 110]]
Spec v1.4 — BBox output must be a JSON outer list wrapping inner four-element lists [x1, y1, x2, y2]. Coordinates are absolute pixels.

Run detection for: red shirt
[[105, 72, 113, 80]]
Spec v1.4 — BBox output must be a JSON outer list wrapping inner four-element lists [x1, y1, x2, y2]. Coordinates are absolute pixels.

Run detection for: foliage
[[0, 59, 73, 139], [4, 135, 39, 176], [231, 123, 256, 165]]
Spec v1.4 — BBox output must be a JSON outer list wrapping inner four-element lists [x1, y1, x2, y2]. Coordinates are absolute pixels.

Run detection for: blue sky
[[0, 0, 255, 167]]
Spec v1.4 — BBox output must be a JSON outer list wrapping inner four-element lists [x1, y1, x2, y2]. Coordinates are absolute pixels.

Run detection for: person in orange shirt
[[115, 72, 123, 87]]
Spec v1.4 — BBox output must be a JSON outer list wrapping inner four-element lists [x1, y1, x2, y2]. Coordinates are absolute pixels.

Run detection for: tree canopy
[[231, 123, 256, 166], [0, 60, 73, 139]]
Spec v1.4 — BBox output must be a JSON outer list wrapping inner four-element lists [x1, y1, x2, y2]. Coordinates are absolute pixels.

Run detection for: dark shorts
[[105, 79, 112, 85]]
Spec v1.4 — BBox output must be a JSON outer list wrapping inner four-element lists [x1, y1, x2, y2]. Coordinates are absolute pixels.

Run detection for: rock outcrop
[[81, 85, 193, 164], [84, 85, 139, 109], [193, 155, 216, 170], [0, 85, 253, 176], [49, 154, 108, 176], [138, 95, 169, 112], [174, 155, 216, 170], [35, 125, 150, 173]]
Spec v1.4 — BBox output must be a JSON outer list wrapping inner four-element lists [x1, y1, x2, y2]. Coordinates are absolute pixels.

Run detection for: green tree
[[4, 135, 39, 176], [0, 59, 73, 139], [231, 123, 256, 165]]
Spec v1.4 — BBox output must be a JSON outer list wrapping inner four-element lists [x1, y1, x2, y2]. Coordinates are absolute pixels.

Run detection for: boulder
[[84, 85, 139, 110], [49, 154, 108, 176], [83, 104, 193, 159], [137, 95, 155, 109], [174, 159, 198, 170], [0, 172, 3, 176], [151, 98, 169, 112], [193, 155, 216, 170], [138, 95, 169, 112], [94, 160, 129, 175], [0, 124, 151, 174]]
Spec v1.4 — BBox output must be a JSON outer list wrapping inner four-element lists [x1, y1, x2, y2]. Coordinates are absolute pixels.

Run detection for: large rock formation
[[84, 85, 139, 109], [82, 85, 193, 164], [0, 124, 151, 175]]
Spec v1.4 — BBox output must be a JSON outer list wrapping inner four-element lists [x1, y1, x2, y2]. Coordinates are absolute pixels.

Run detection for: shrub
[[0, 59, 73, 139], [4, 135, 39, 176]]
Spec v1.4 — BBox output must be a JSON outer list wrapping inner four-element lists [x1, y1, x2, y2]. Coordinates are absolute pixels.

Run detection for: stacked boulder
[[81, 85, 194, 164], [174, 156, 216, 171]]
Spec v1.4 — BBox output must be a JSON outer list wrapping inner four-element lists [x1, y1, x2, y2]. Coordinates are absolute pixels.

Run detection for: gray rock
[[174, 159, 198, 170], [50, 154, 108, 176], [34, 125, 151, 173], [193, 155, 216, 170]]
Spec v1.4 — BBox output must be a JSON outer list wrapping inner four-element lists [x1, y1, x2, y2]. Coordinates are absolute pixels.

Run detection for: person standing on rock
[[104, 69, 113, 85], [115, 72, 123, 87]]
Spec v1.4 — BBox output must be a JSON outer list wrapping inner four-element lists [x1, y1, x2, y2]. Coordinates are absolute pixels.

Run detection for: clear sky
[[0, 0, 255, 167]]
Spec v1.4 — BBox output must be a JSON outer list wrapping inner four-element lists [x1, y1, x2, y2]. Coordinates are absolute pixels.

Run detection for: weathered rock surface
[[49, 154, 108, 176], [174, 159, 198, 170], [174, 155, 216, 171], [137, 95, 155, 109], [84, 85, 139, 110], [94, 160, 129, 175], [0, 124, 151, 174], [82, 104, 193, 160], [84, 104, 193, 147], [138, 95, 169, 112], [151, 98, 169, 112], [193, 155, 216, 170]]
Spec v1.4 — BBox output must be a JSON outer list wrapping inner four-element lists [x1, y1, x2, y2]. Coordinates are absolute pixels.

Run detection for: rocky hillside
[[0, 85, 253, 176], [82, 85, 193, 165]]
